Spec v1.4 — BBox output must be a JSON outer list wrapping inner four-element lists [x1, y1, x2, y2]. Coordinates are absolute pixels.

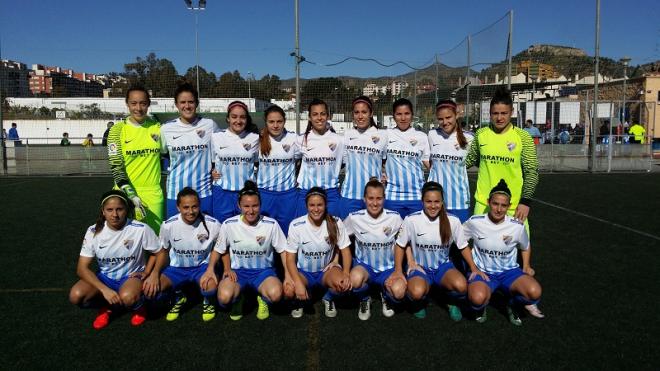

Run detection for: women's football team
[[70, 84, 544, 329]]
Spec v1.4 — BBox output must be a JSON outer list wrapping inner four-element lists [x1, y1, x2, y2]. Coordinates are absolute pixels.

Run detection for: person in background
[[8, 123, 19, 142], [102, 121, 114, 146], [60, 132, 71, 146], [82, 133, 95, 147], [523, 120, 541, 145], [628, 122, 646, 144]]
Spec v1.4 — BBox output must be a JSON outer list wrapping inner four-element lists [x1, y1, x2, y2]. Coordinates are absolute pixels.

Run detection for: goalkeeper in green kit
[[107, 87, 164, 233]]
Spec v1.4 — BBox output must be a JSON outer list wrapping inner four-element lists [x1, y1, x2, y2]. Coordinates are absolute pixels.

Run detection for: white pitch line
[[0, 287, 65, 293], [533, 198, 660, 242]]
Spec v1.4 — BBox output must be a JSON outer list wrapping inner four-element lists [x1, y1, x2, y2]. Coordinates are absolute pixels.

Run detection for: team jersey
[[461, 214, 529, 274], [107, 118, 161, 189], [161, 117, 217, 199], [257, 131, 300, 191], [428, 129, 474, 209], [160, 213, 221, 268], [211, 130, 259, 191], [396, 211, 467, 270], [216, 215, 287, 270], [341, 126, 388, 199], [464, 124, 539, 208], [384, 127, 430, 201], [296, 130, 344, 190], [344, 209, 403, 272], [286, 215, 350, 272], [80, 220, 160, 281]]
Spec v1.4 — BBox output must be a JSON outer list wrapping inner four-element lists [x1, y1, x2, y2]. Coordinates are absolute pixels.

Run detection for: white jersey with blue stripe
[[296, 130, 344, 190], [211, 130, 259, 191], [161, 117, 218, 199], [385, 127, 430, 201], [285, 215, 350, 273], [159, 214, 221, 268], [341, 126, 388, 200], [428, 129, 473, 209], [461, 214, 529, 274], [257, 131, 299, 191], [216, 215, 286, 270], [344, 209, 403, 272], [80, 220, 160, 281], [396, 211, 467, 270]]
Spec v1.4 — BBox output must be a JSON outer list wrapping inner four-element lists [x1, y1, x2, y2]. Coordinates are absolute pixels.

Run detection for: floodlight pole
[[507, 9, 513, 91], [620, 56, 631, 129], [294, 0, 302, 134], [588, 0, 600, 172], [0, 35, 6, 175], [247, 71, 255, 112], [185, 0, 206, 95], [466, 35, 471, 126]]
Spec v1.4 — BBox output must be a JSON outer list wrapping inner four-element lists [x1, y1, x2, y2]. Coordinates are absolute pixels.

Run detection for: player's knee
[[217, 288, 234, 305], [468, 290, 489, 306], [120, 291, 138, 307], [350, 272, 366, 290], [452, 278, 468, 294], [407, 284, 426, 301], [265, 286, 282, 303], [69, 288, 83, 306], [526, 282, 542, 300], [390, 282, 406, 300]]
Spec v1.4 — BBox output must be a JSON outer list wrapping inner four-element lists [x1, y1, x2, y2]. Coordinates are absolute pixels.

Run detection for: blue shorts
[[384, 199, 422, 219], [468, 267, 525, 295], [299, 270, 325, 289], [295, 188, 341, 218], [212, 186, 240, 223], [338, 197, 365, 219], [97, 272, 133, 292], [162, 264, 209, 289], [448, 208, 471, 224], [259, 188, 297, 235], [234, 268, 277, 291], [407, 262, 456, 286], [166, 195, 213, 219], [353, 259, 394, 288]]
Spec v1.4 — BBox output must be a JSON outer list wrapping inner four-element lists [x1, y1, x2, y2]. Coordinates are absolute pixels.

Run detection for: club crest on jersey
[[197, 234, 209, 243], [383, 226, 392, 236], [282, 144, 291, 153], [324, 236, 331, 245], [151, 134, 160, 142], [123, 239, 134, 250], [328, 142, 337, 151], [243, 142, 252, 151], [256, 235, 265, 245], [454, 143, 460, 150], [196, 129, 206, 138], [409, 139, 418, 146], [372, 136, 380, 144], [502, 235, 512, 244], [506, 142, 516, 151]]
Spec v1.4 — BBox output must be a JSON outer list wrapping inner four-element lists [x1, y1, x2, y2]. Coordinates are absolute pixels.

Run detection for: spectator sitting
[[60, 132, 71, 146], [82, 134, 95, 147]]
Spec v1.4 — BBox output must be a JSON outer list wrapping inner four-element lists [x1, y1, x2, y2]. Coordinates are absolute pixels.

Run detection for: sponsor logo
[[416, 233, 426, 237], [349, 137, 358, 141], [173, 238, 183, 242], [233, 239, 242, 244], [173, 135, 183, 140], [306, 147, 315, 152], [359, 230, 369, 235], [108, 143, 118, 156], [480, 143, 487, 147], [477, 237, 486, 240], [388, 140, 397, 144], [302, 241, 311, 245], [454, 143, 460, 150], [99, 245, 108, 250], [432, 143, 441, 147], [124, 139, 133, 144]]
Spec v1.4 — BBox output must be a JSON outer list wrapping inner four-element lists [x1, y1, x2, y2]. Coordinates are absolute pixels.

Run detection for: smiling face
[[177, 194, 200, 225], [490, 103, 513, 133], [102, 197, 128, 230], [306, 195, 326, 225], [353, 102, 372, 130], [176, 91, 198, 123], [394, 104, 413, 131], [436, 107, 457, 135], [363, 185, 384, 219], [422, 190, 443, 219], [126, 90, 150, 124], [266, 111, 285, 137], [309, 103, 329, 134], [227, 106, 248, 134], [239, 194, 260, 225], [487, 193, 511, 223]]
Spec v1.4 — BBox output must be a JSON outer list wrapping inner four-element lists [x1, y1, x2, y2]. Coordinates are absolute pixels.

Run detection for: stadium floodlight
[[247, 72, 255, 112], [620, 56, 631, 126], [184, 0, 207, 95]]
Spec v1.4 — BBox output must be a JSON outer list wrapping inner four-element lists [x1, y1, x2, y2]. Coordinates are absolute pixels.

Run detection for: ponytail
[[436, 99, 468, 149]]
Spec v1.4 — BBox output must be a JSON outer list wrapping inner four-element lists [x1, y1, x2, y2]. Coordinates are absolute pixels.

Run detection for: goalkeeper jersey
[[464, 124, 538, 209], [107, 118, 162, 189]]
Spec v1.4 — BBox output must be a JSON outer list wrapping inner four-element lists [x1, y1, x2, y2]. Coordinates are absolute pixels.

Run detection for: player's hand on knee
[[294, 281, 308, 300], [469, 270, 490, 282], [101, 288, 121, 305], [200, 271, 218, 290], [523, 266, 535, 276], [142, 272, 160, 298], [223, 270, 237, 282]]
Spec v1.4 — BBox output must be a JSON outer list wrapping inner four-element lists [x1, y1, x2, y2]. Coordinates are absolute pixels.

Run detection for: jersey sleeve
[[285, 224, 301, 254], [294, 134, 304, 160], [460, 219, 475, 249], [270, 222, 288, 254], [451, 217, 468, 249], [215, 223, 229, 254], [107, 122, 130, 188], [80, 227, 96, 257], [336, 219, 351, 250], [464, 130, 480, 169], [343, 215, 355, 236], [419, 134, 430, 162], [516, 222, 530, 251], [159, 222, 171, 250], [395, 217, 412, 247], [516, 129, 539, 206], [142, 225, 162, 253]]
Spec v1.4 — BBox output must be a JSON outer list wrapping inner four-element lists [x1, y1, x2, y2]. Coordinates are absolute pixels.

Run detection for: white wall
[[2, 119, 109, 144]]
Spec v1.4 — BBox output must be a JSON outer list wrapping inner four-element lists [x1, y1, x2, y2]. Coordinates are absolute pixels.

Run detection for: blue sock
[[382, 290, 402, 304], [470, 302, 488, 311], [511, 294, 540, 306], [353, 284, 369, 301], [259, 295, 272, 305], [323, 289, 339, 301], [130, 296, 145, 311]]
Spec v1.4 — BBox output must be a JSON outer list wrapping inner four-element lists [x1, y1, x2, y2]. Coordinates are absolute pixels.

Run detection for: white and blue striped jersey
[[296, 130, 344, 190], [341, 126, 388, 200], [428, 129, 474, 210], [159, 214, 221, 268], [215, 215, 287, 270], [461, 214, 529, 274], [211, 130, 259, 191], [257, 131, 300, 191], [385, 127, 430, 201], [161, 117, 218, 199], [396, 211, 467, 270], [80, 220, 160, 281], [285, 215, 350, 273], [344, 209, 403, 272]]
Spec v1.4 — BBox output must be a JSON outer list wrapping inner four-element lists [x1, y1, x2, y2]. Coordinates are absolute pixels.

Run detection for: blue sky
[[1, 0, 658, 79]]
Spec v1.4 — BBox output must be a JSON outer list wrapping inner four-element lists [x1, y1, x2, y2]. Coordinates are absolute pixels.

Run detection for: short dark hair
[[125, 86, 151, 104]]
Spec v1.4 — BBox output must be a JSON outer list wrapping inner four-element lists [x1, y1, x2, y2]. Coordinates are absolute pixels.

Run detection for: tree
[[124, 53, 182, 97], [215, 70, 247, 98], [183, 66, 217, 97]]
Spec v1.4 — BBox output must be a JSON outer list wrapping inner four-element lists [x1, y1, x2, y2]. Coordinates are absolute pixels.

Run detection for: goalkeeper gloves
[[121, 185, 147, 220]]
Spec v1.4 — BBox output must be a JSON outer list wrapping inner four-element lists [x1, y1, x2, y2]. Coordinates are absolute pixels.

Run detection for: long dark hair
[[305, 187, 338, 249], [260, 105, 286, 157], [352, 95, 377, 128], [421, 181, 451, 245], [227, 101, 258, 134], [176, 187, 209, 235], [304, 98, 330, 146], [238, 180, 260, 204], [392, 98, 413, 115], [94, 190, 133, 236], [436, 99, 468, 149]]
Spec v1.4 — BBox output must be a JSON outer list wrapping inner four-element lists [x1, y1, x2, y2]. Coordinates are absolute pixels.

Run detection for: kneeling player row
[[69, 179, 543, 329]]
